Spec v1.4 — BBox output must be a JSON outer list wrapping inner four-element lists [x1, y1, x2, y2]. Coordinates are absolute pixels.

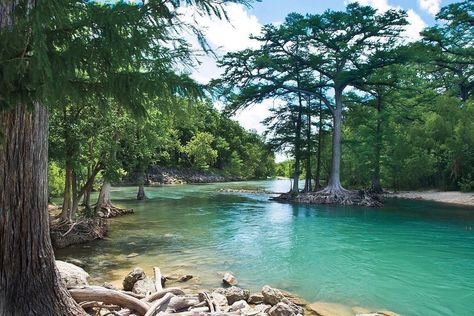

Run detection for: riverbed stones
[[229, 300, 250, 312], [210, 292, 228, 307], [178, 274, 193, 282], [56, 260, 90, 288], [223, 272, 238, 286], [268, 302, 302, 316], [132, 277, 156, 295], [248, 292, 265, 304], [122, 267, 145, 291], [262, 285, 285, 305], [214, 286, 250, 305]]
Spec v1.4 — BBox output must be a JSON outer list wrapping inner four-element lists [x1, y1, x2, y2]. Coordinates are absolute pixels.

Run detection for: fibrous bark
[[0, 103, 85, 315]]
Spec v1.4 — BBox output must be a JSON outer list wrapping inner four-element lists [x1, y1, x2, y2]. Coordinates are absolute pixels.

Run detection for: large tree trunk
[[325, 88, 346, 194], [303, 97, 312, 192], [371, 95, 383, 194], [315, 99, 324, 190], [0, 103, 85, 315]]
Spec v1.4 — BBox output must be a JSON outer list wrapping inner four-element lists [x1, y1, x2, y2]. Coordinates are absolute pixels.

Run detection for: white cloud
[[347, 0, 427, 41], [418, 0, 441, 16]]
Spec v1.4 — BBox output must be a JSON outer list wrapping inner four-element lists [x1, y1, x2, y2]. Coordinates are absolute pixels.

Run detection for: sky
[[183, 0, 460, 143]]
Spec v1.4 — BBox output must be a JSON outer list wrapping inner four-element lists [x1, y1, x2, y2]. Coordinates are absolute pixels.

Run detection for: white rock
[[56, 260, 89, 288]]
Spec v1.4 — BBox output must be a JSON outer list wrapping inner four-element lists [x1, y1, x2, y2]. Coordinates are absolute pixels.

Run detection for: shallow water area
[[56, 180, 474, 316]]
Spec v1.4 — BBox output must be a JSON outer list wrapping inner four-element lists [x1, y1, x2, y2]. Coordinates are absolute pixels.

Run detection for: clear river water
[[56, 180, 474, 316]]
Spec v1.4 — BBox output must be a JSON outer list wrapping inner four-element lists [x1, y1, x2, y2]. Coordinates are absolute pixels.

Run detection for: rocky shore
[[58, 261, 399, 316], [122, 166, 242, 186]]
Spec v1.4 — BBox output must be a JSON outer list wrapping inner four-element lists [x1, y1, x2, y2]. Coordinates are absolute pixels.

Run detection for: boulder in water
[[122, 267, 145, 291], [223, 272, 238, 286]]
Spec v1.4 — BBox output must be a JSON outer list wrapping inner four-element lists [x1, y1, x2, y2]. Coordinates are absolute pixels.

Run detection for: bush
[[48, 162, 64, 198]]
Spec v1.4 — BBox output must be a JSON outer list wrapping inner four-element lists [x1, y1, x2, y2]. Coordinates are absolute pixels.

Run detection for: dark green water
[[56, 180, 474, 316]]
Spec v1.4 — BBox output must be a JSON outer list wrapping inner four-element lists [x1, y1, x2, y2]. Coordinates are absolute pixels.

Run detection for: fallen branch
[[153, 267, 163, 292], [145, 288, 185, 303], [144, 292, 175, 316], [69, 286, 149, 315]]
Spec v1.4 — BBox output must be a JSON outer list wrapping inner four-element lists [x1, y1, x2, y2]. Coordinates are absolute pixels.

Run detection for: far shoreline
[[385, 190, 474, 208]]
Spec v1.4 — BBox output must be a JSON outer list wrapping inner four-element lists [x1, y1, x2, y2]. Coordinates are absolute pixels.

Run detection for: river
[[56, 180, 474, 316]]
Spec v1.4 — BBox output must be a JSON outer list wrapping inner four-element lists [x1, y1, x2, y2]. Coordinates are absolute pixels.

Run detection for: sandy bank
[[386, 190, 474, 207]]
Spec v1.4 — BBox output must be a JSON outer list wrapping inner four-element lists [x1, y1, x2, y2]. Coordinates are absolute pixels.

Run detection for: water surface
[[56, 180, 474, 316]]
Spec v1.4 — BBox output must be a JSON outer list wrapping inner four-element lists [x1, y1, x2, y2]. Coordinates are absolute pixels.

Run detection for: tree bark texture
[[0, 104, 85, 315]]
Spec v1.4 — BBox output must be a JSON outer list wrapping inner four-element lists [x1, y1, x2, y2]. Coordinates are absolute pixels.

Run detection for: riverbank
[[122, 166, 244, 185], [58, 260, 400, 316], [385, 190, 474, 207]]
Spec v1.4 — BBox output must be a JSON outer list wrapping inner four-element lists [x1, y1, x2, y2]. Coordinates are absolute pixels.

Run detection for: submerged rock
[[214, 286, 250, 305], [178, 274, 193, 282], [56, 260, 90, 288], [122, 267, 145, 291], [223, 272, 238, 286]]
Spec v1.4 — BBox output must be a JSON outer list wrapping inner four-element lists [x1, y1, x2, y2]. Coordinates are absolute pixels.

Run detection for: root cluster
[[50, 218, 107, 249]]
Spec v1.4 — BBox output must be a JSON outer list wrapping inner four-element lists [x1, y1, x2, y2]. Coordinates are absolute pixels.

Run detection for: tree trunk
[[325, 88, 346, 193], [371, 94, 383, 194], [137, 184, 147, 200], [95, 181, 112, 214], [61, 160, 73, 221], [315, 99, 324, 190], [0, 103, 85, 315], [304, 97, 312, 192]]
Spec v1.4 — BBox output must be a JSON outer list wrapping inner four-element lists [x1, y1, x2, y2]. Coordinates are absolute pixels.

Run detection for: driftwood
[[153, 267, 163, 292], [144, 292, 175, 316], [167, 295, 200, 312], [145, 288, 186, 303], [70, 286, 150, 315]]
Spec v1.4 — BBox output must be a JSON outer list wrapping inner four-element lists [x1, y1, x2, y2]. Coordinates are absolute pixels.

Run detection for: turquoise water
[[56, 180, 474, 316]]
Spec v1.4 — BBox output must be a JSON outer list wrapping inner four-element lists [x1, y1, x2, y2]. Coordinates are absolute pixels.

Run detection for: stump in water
[[95, 182, 134, 218], [137, 184, 148, 201], [274, 186, 383, 207], [50, 218, 107, 249]]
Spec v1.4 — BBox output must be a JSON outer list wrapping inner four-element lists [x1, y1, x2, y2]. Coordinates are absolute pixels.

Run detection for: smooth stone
[[223, 272, 238, 286], [126, 253, 140, 258], [132, 277, 156, 295], [56, 260, 89, 288], [122, 267, 146, 291], [229, 300, 250, 312]]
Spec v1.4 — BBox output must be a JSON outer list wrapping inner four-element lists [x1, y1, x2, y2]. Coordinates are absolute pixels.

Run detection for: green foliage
[[183, 132, 218, 171], [48, 162, 64, 198]]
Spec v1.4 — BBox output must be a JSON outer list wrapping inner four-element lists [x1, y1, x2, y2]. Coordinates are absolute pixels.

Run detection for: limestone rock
[[132, 277, 156, 295], [268, 302, 301, 316], [262, 285, 285, 305], [248, 292, 265, 304], [56, 260, 90, 288], [252, 304, 272, 315], [229, 300, 250, 312], [210, 292, 229, 308], [214, 286, 250, 305], [223, 272, 238, 286], [123, 267, 146, 291]]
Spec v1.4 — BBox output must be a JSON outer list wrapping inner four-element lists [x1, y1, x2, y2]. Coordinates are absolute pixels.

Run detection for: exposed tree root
[[50, 218, 107, 248], [96, 202, 134, 218], [274, 185, 383, 207]]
